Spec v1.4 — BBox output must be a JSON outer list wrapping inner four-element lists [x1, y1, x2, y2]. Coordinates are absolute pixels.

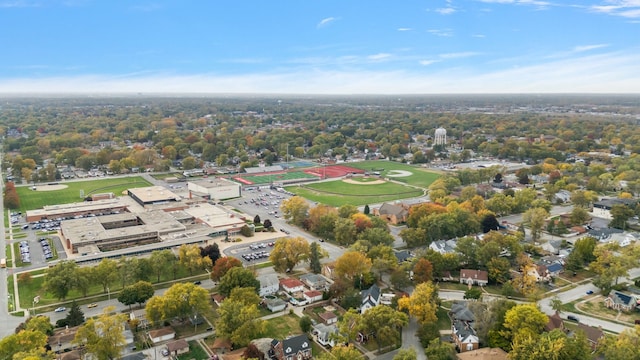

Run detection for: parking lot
[[10, 212, 66, 267]]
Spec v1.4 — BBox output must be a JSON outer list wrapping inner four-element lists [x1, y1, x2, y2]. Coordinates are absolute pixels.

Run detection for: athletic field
[[15, 176, 152, 211], [287, 178, 424, 207], [233, 171, 319, 185], [343, 160, 440, 187]]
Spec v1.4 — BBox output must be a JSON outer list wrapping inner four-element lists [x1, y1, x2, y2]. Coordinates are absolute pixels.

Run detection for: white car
[[54, 307, 66, 312], [161, 349, 170, 356]]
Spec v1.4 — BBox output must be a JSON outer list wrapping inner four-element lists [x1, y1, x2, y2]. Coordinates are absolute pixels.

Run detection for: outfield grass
[[16, 176, 152, 211], [287, 179, 424, 207], [344, 160, 440, 188]]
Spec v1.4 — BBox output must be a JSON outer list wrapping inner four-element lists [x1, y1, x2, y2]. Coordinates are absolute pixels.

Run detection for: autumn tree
[[412, 258, 433, 283], [334, 217, 358, 246], [211, 256, 243, 281], [597, 324, 640, 360], [215, 287, 265, 347], [509, 329, 591, 360], [0, 329, 50, 360], [242, 343, 265, 360], [424, 338, 456, 360], [73, 306, 128, 360], [315, 345, 363, 360], [308, 242, 326, 274], [149, 249, 177, 282], [178, 244, 213, 275], [393, 348, 417, 360], [360, 305, 408, 352], [280, 196, 309, 226], [334, 251, 372, 281], [522, 207, 549, 242], [3, 181, 20, 209], [217, 266, 260, 297], [270, 236, 310, 273], [145, 283, 210, 324], [93, 258, 119, 292], [398, 281, 439, 324], [503, 304, 548, 344]]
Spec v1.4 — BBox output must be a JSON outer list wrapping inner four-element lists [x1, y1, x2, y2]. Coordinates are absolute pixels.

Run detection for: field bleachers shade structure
[[304, 165, 365, 178]]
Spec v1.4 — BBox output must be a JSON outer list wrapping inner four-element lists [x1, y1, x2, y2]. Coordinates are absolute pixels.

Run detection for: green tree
[[487, 257, 511, 284], [178, 244, 213, 275], [316, 345, 363, 360], [145, 282, 210, 324], [299, 316, 312, 333], [338, 204, 359, 218], [597, 324, 640, 360], [523, 207, 549, 242], [569, 206, 590, 225], [334, 217, 358, 246], [360, 305, 408, 352], [93, 258, 119, 293], [464, 287, 482, 300], [65, 301, 85, 327], [0, 329, 50, 360], [119, 281, 154, 310], [610, 204, 635, 230], [308, 242, 325, 274], [364, 204, 370, 215], [217, 267, 260, 297], [44, 260, 78, 300], [280, 196, 309, 226], [73, 307, 127, 360], [149, 249, 176, 282], [424, 338, 456, 360], [270, 236, 310, 273]]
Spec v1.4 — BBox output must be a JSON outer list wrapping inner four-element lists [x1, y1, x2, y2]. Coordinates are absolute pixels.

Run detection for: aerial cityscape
[[1, 1, 640, 360]]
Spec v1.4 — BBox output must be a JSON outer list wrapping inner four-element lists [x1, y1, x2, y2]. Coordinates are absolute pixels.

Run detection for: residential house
[[314, 323, 339, 347], [360, 283, 381, 313], [588, 228, 623, 242], [299, 273, 328, 291], [452, 319, 480, 353], [129, 309, 150, 330], [459, 269, 489, 287], [303, 290, 323, 304], [373, 202, 410, 224], [456, 348, 508, 360], [166, 339, 190, 357], [48, 325, 81, 353], [576, 323, 605, 351], [211, 294, 225, 306], [546, 262, 564, 277], [59, 351, 82, 360], [554, 190, 572, 204], [394, 250, 413, 264], [541, 239, 563, 255], [449, 301, 475, 323], [212, 338, 232, 354], [270, 334, 312, 360], [259, 274, 280, 297], [280, 278, 305, 294], [592, 198, 638, 219], [544, 312, 565, 332], [318, 311, 338, 325], [430, 239, 457, 255], [148, 327, 175, 344], [264, 297, 287, 312], [604, 291, 638, 312]]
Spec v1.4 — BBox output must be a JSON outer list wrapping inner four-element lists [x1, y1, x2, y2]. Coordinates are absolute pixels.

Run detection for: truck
[[0, 258, 6, 268]]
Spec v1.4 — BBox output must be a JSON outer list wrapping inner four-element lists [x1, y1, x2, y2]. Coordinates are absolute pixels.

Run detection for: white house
[[148, 327, 175, 344], [360, 284, 381, 313], [280, 278, 305, 294], [303, 290, 323, 304], [314, 324, 338, 347], [259, 274, 280, 297]]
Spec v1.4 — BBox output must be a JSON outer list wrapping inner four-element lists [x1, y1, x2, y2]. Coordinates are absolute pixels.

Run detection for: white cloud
[[419, 60, 439, 66], [397, 27, 412, 31], [427, 29, 454, 37], [472, 34, 486, 38], [439, 52, 480, 59], [368, 53, 392, 61], [317, 17, 336, 28], [0, 1, 40, 8], [435, 7, 457, 14], [573, 44, 608, 52]]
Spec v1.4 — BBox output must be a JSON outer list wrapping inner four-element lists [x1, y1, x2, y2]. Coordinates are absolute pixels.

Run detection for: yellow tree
[[503, 304, 548, 344], [280, 196, 309, 226], [398, 281, 439, 324], [334, 251, 372, 281], [315, 345, 363, 360], [513, 254, 539, 298], [215, 287, 265, 347], [269, 236, 310, 273], [178, 244, 212, 275], [73, 306, 128, 360], [0, 329, 51, 360]]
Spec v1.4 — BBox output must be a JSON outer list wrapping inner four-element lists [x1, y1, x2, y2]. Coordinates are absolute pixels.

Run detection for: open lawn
[[343, 160, 440, 188], [16, 176, 152, 211], [287, 179, 423, 207], [261, 313, 302, 340]]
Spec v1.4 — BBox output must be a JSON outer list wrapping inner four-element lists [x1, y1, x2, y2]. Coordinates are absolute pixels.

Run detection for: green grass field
[[344, 160, 440, 187], [287, 179, 424, 207], [238, 171, 318, 185], [16, 176, 152, 211]]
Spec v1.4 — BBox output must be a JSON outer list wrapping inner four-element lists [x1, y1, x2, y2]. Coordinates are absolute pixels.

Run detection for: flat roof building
[[127, 186, 181, 207], [26, 198, 128, 222], [187, 178, 241, 201]]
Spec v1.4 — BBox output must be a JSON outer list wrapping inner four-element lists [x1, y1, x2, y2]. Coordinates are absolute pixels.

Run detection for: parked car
[[87, 303, 98, 308], [586, 290, 594, 295], [161, 349, 170, 357], [567, 315, 579, 322], [54, 307, 66, 312]]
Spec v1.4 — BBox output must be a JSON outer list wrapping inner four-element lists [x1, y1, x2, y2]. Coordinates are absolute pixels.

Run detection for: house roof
[[450, 301, 475, 322], [259, 274, 279, 287], [544, 312, 564, 332], [280, 278, 304, 289], [265, 297, 287, 308], [576, 323, 604, 344], [378, 202, 408, 217], [148, 327, 175, 339], [299, 273, 325, 284], [280, 334, 311, 356], [212, 337, 232, 350], [394, 250, 412, 263], [304, 290, 323, 298], [546, 263, 563, 273], [167, 339, 189, 352], [460, 269, 488, 282], [318, 311, 337, 322], [361, 284, 381, 302], [608, 291, 636, 306]]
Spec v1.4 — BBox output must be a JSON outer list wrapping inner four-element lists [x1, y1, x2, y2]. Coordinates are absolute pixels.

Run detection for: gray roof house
[[360, 283, 381, 313]]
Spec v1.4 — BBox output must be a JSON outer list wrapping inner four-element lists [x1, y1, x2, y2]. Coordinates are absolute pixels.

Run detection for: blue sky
[[1, 0, 639, 94]]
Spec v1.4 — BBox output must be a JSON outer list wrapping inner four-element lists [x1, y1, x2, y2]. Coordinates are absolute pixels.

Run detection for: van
[[0, 258, 6, 268]]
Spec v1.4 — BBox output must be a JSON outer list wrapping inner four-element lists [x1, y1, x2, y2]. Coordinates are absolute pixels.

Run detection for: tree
[[118, 281, 154, 310], [263, 219, 273, 229], [242, 343, 265, 360], [44, 260, 78, 300], [217, 266, 260, 297], [316, 345, 363, 360], [334, 251, 372, 281], [65, 301, 85, 327], [398, 281, 439, 324], [73, 306, 127, 360], [487, 257, 511, 284], [360, 305, 408, 352], [308, 242, 325, 274], [424, 338, 456, 360], [3, 181, 20, 209], [299, 315, 312, 333], [280, 196, 309, 226], [481, 213, 501, 233], [400, 227, 427, 247], [610, 204, 635, 230], [334, 218, 358, 246], [211, 256, 243, 281], [270, 237, 310, 273], [503, 304, 548, 343], [390, 267, 412, 289], [597, 324, 640, 360], [200, 243, 220, 264], [338, 204, 359, 219], [358, 227, 394, 247], [93, 258, 118, 292], [523, 207, 549, 242], [253, 214, 261, 224], [215, 287, 265, 347], [364, 204, 370, 215], [0, 329, 49, 360], [149, 250, 176, 282], [241, 224, 255, 236], [145, 283, 210, 324], [178, 244, 213, 275], [550, 296, 563, 313], [464, 287, 482, 300], [412, 258, 433, 283], [569, 206, 590, 225], [509, 329, 592, 360]]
